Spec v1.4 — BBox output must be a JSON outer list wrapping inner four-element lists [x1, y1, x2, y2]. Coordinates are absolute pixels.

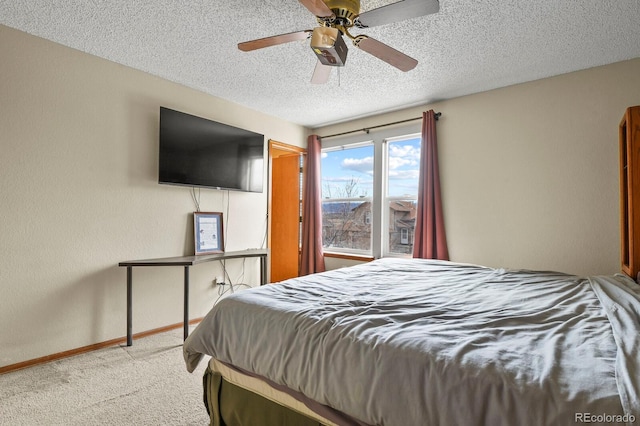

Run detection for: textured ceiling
[[1, 0, 640, 127]]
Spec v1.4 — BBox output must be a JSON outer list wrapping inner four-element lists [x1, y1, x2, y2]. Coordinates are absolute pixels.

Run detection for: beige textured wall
[[319, 58, 640, 275], [2, 21, 639, 367], [0, 25, 307, 368]]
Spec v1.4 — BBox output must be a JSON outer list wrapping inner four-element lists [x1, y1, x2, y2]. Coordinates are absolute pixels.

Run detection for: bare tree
[[322, 177, 370, 249]]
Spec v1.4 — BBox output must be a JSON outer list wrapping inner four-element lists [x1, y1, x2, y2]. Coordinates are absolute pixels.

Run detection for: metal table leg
[[183, 266, 190, 340], [126, 266, 133, 346], [260, 254, 267, 285]]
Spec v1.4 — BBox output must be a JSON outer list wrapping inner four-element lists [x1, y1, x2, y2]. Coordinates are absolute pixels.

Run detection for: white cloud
[[388, 144, 420, 170], [342, 156, 374, 174], [388, 156, 415, 170], [388, 169, 420, 180]]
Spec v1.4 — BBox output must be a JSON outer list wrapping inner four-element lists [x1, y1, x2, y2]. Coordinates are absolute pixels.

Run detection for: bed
[[183, 258, 640, 425]]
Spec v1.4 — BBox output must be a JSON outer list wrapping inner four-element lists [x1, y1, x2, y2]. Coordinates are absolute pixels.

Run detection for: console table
[[119, 249, 268, 346]]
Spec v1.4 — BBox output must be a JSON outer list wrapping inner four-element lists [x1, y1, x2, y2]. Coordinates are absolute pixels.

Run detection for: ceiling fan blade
[[311, 60, 332, 84], [356, 0, 439, 28], [356, 37, 418, 72], [238, 30, 312, 52], [298, 0, 334, 17]]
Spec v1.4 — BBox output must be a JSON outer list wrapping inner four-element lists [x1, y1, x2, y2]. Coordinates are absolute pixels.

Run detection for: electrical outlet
[[212, 276, 227, 286]]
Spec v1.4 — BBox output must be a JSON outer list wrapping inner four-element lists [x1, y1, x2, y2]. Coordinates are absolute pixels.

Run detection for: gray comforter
[[184, 258, 640, 426]]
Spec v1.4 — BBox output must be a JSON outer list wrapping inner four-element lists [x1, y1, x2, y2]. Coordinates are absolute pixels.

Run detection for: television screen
[[159, 107, 264, 192]]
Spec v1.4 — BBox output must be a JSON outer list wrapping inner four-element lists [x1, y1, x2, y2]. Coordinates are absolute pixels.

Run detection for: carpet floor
[[0, 328, 210, 425]]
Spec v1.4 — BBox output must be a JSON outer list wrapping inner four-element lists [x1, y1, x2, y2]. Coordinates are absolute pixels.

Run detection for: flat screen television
[[159, 107, 264, 192]]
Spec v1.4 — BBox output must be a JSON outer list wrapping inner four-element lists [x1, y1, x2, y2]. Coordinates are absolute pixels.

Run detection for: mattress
[[184, 258, 640, 425]]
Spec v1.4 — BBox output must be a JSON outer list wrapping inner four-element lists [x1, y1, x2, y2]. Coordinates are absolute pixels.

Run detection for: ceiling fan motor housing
[[310, 27, 348, 66], [323, 0, 360, 26]]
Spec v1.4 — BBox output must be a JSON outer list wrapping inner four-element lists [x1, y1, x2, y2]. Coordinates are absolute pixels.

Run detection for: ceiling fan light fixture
[[310, 27, 348, 66]]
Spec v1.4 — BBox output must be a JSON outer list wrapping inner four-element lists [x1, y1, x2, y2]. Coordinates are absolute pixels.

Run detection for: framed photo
[[194, 212, 224, 255]]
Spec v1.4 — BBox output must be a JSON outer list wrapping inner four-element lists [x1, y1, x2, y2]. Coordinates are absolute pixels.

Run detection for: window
[[364, 211, 371, 225], [401, 228, 409, 245], [385, 136, 420, 255], [320, 125, 421, 258], [321, 143, 373, 254]]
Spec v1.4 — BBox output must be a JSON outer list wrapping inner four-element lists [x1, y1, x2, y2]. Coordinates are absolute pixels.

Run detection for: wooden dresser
[[620, 105, 640, 279]]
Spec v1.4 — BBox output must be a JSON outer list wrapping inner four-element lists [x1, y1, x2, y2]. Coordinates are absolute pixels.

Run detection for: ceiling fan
[[238, 0, 440, 84]]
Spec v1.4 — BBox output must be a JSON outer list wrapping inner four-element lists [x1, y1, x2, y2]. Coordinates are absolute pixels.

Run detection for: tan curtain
[[300, 135, 326, 275], [413, 110, 449, 260]]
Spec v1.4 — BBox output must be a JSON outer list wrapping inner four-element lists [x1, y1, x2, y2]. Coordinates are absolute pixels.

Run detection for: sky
[[321, 136, 421, 199]]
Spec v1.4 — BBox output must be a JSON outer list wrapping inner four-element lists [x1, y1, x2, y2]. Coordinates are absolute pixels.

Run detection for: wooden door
[[269, 141, 304, 282]]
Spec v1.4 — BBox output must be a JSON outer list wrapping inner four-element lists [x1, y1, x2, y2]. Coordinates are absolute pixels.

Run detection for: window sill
[[323, 252, 375, 262]]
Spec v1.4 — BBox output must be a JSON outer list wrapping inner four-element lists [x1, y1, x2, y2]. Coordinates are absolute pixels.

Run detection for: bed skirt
[[203, 358, 360, 426]]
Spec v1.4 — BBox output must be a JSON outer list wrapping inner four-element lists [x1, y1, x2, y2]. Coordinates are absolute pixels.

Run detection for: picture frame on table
[[194, 212, 224, 255]]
